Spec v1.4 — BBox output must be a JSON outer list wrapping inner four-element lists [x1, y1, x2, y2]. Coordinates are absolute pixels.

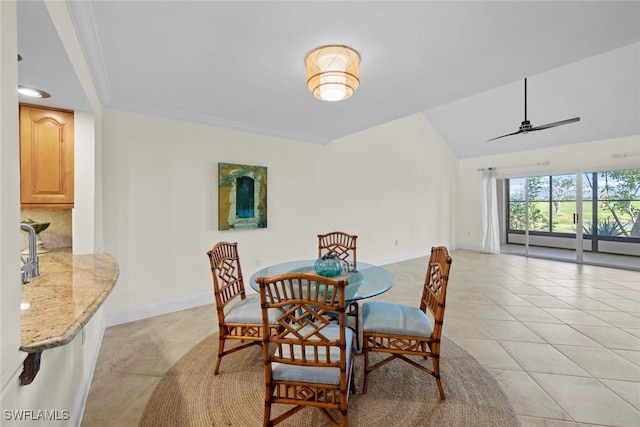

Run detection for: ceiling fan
[[487, 78, 580, 142]]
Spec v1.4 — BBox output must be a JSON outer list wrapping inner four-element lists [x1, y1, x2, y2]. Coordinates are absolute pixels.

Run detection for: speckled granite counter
[[20, 249, 119, 353]]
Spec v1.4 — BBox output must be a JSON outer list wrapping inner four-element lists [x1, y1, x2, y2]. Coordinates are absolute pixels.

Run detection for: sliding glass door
[[507, 174, 587, 262], [505, 169, 640, 269]]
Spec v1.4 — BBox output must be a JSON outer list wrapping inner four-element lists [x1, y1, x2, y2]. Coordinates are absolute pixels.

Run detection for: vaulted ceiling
[[16, 1, 640, 158]]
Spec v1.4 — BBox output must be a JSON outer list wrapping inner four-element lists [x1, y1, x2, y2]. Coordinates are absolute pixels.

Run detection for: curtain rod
[[477, 161, 550, 171]]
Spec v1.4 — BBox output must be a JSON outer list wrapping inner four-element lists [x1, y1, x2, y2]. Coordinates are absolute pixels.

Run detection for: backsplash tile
[[20, 209, 72, 250]]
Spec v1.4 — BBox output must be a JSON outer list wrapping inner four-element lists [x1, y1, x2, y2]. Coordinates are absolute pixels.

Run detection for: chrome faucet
[[20, 224, 39, 284]]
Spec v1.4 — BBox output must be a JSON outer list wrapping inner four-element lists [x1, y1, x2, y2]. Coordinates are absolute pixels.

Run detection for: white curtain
[[480, 168, 500, 254]]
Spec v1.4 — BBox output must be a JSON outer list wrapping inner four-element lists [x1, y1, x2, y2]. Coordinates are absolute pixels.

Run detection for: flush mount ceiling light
[[18, 85, 50, 99], [305, 45, 360, 102]]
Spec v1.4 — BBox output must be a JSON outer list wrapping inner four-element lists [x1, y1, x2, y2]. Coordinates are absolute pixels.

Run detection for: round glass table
[[249, 260, 394, 302]]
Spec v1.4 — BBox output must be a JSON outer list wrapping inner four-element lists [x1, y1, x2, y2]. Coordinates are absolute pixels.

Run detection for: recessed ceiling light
[[18, 86, 50, 99]]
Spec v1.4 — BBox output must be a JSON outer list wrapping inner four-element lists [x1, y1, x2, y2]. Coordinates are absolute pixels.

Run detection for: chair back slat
[[207, 242, 246, 310], [318, 231, 358, 271], [258, 273, 348, 369], [420, 246, 452, 343]]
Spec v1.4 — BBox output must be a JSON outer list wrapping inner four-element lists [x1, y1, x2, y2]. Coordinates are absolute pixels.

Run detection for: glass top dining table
[[249, 260, 394, 302]]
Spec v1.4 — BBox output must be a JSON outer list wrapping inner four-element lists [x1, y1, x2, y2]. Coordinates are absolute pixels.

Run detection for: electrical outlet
[[395, 239, 398, 246]]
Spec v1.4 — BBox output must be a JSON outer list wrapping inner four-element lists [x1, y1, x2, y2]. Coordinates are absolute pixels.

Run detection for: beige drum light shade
[[305, 45, 360, 101]]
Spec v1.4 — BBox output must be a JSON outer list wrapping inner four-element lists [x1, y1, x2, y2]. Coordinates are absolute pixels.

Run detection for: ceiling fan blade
[[529, 117, 580, 131], [487, 78, 580, 142], [486, 129, 525, 142]]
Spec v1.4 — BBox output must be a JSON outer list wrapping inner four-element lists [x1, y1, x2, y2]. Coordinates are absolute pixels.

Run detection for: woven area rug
[[140, 335, 520, 426]]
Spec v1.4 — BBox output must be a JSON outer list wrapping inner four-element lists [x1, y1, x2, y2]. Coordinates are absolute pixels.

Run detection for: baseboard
[[71, 315, 105, 427], [105, 293, 214, 327], [455, 243, 483, 252]]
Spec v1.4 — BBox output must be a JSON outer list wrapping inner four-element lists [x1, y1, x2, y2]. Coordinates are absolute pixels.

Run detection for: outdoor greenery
[[593, 169, 640, 237], [508, 169, 640, 239], [583, 218, 624, 237]]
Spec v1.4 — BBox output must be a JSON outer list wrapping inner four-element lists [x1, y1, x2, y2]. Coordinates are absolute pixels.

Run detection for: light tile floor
[[82, 249, 640, 426]]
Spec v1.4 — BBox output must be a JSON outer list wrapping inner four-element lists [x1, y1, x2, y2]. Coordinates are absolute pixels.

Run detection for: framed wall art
[[218, 163, 267, 230]]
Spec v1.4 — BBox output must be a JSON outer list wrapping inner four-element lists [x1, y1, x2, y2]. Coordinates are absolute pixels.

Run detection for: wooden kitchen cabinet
[[20, 105, 74, 208]]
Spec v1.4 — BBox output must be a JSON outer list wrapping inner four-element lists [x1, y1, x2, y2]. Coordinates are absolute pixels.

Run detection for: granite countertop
[[20, 249, 119, 353]]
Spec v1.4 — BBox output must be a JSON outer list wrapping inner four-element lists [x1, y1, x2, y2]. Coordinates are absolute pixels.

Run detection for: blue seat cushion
[[225, 294, 278, 325], [272, 324, 354, 385], [362, 301, 433, 338]]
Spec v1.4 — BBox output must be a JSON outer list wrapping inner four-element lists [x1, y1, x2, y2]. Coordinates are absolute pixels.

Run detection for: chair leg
[[263, 402, 271, 427], [433, 357, 446, 400], [213, 334, 225, 375], [362, 338, 370, 393], [350, 366, 356, 394], [350, 302, 360, 351], [263, 379, 272, 427], [341, 410, 348, 427]]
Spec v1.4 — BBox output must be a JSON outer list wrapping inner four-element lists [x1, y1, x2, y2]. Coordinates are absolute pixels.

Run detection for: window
[[507, 176, 554, 233], [506, 169, 640, 248], [590, 170, 640, 238]]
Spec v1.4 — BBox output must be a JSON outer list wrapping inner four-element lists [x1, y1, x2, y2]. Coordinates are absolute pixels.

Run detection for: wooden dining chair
[[257, 272, 355, 427], [318, 231, 358, 272], [318, 231, 360, 349], [206, 241, 278, 375], [362, 246, 452, 399]]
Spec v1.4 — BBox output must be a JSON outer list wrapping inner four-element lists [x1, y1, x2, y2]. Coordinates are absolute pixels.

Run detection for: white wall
[[456, 134, 640, 251], [73, 111, 96, 254], [0, 0, 23, 397], [101, 110, 457, 325], [325, 112, 458, 260]]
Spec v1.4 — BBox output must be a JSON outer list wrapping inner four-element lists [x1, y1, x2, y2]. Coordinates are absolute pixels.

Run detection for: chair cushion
[[272, 324, 354, 385], [362, 301, 433, 338], [225, 294, 278, 325]]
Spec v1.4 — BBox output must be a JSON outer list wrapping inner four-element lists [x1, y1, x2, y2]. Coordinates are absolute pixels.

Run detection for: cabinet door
[[20, 105, 74, 208]]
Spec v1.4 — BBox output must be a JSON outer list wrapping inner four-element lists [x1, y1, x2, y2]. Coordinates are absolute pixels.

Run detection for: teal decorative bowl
[[314, 256, 343, 278]]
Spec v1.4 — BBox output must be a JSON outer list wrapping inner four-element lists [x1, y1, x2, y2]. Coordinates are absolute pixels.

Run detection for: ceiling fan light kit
[[488, 78, 580, 142], [305, 45, 360, 102], [18, 85, 50, 99]]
